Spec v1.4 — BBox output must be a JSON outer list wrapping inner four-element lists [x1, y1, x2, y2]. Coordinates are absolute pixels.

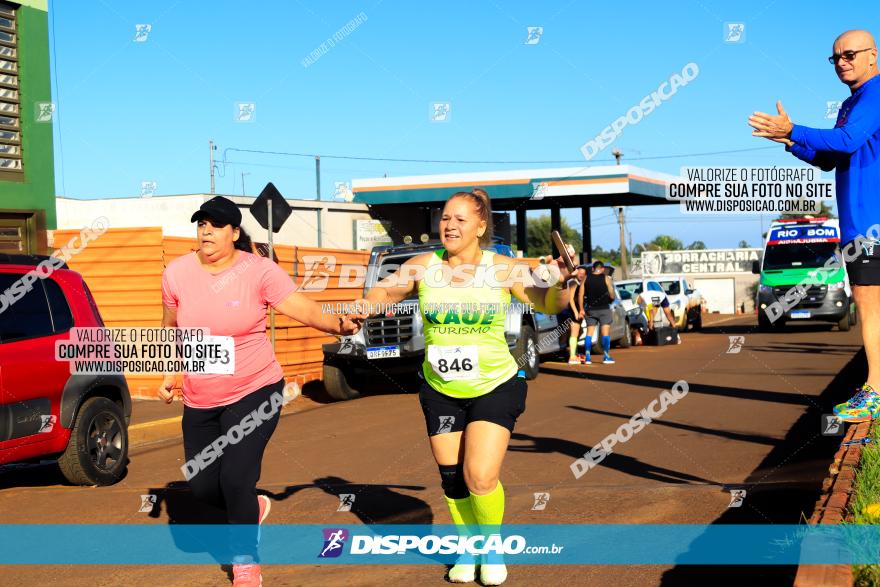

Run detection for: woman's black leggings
[[182, 378, 284, 525]]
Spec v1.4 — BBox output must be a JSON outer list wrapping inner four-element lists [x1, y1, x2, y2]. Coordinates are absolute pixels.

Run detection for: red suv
[[0, 254, 130, 485]]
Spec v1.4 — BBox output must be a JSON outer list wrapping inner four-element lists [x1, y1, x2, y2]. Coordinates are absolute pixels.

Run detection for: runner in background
[[350, 189, 572, 585], [567, 265, 587, 364], [583, 261, 618, 364], [159, 196, 362, 587]]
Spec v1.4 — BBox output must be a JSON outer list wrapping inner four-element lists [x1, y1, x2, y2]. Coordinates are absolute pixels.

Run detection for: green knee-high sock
[[568, 336, 577, 358], [445, 495, 478, 527], [469, 480, 504, 525], [445, 496, 478, 566], [470, 481, 505, 564]]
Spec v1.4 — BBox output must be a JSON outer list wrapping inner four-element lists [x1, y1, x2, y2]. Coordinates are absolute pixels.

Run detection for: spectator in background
[[637, 285, 680, 344]]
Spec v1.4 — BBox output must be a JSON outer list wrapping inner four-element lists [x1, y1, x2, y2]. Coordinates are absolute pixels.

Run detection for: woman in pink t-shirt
[[159, 196, 362, 586]]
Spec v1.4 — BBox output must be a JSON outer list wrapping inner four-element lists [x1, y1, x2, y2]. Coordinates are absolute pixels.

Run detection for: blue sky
[[48, 0, 878, 249]]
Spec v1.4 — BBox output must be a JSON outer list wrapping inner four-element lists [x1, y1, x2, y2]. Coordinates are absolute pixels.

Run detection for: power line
[[222, 145, 779, 166]]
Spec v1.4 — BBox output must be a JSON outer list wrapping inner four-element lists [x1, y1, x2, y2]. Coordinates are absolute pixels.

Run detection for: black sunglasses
[[828, 48, 872, 64]]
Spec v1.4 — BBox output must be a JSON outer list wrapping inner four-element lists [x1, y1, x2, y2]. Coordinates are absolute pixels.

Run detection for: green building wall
[[0, 0, 56, 230]]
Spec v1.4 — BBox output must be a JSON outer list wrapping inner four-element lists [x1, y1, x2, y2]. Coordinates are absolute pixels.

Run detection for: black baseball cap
[[190, 196, 242, 226]]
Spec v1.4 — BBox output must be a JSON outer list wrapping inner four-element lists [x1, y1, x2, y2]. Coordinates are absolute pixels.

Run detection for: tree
[[526, 215, 583, 257], [635, 235, 684, 253], [591, 244, 621, 266], [687, 240, 707, 250], [738, 240, 752, 248]]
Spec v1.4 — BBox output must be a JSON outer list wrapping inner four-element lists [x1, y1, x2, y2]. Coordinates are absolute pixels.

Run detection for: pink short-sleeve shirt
[[161, 251, 296, 408]]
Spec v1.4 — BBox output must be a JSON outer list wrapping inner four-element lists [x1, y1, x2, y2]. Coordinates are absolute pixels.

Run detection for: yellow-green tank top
[[418, 249, 517, 398]]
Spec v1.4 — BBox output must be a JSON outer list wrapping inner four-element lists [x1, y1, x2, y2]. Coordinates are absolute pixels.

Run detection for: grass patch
[[846, 420, 880, 586]]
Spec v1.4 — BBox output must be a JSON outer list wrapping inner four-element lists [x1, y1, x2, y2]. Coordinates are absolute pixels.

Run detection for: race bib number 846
[[427, 345, 480, 381]]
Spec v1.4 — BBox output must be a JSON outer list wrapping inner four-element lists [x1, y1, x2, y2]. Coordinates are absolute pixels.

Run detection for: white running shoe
[[480, 563, 508, 585], [447, 563, 476, 583]]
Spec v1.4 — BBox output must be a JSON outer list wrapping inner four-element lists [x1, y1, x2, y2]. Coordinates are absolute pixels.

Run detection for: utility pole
[[315, 155, 321, 201], [612, 148, 629, 279], [209, 140, 216, 195]]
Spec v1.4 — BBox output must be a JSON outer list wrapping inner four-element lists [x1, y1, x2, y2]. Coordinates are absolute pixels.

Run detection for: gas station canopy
[[351, 165, 679, 256]]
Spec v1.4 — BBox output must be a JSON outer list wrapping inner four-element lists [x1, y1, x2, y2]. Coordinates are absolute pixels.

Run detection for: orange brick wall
[[51, 228, 368, 400]]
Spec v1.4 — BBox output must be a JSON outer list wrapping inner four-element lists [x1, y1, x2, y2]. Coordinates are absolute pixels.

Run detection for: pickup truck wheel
[[58, 397, 128, 486], [323, 363, 361, 401], [691, 308, 702, 331], [513, 325, 539, 380]]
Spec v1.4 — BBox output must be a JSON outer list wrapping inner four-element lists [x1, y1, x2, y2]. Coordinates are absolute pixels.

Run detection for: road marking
[[129, 417, 181, 431]]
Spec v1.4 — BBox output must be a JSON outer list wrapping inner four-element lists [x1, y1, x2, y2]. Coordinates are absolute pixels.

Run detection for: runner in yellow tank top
[[418, 247, 517, 398], [352, 189, 573, 586]]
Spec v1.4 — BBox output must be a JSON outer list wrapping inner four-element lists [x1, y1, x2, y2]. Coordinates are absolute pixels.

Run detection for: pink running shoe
[[258, 495, 271, 525], [232, 563, 262, 587]]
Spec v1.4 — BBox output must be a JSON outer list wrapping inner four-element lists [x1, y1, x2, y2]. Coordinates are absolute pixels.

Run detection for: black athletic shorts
[[419, 374, 527, 436], [845, 238, 880, 286]]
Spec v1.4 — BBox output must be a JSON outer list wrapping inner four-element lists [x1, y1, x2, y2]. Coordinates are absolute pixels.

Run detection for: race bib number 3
[[427, 345, 480, 381], [186, 335, 235, 374]]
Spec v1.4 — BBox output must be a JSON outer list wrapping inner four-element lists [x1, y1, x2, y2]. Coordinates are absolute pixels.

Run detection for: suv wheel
[[58, 397, 128, 486], [323, 363, 361, 401], [513, 325, 539, 380], [838, 309, 852, 332], [758, 311, 783, 332]]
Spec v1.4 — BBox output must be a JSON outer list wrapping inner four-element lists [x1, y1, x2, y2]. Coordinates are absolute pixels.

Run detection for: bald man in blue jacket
[[749, 29, 880, 422]]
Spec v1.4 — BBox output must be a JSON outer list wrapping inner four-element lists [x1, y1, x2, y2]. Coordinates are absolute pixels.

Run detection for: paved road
[[0, 315, 866, 586]]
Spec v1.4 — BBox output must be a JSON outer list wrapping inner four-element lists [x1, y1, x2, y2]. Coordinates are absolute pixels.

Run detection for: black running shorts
[[419, 374, 527, 436], [846, 239, 880, 286]]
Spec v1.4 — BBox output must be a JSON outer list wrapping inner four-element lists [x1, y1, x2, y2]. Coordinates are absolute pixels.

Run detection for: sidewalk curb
[[792, 421, 870, 587], [128, 417, 183, 448]]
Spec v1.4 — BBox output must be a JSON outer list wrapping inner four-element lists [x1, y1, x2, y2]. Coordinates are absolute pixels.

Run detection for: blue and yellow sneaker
[[833, 384, 876, 415], [835, 385, 880, 423]]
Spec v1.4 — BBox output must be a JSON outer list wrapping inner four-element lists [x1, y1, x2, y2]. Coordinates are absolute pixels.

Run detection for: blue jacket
[[787, 75, 880, 243]]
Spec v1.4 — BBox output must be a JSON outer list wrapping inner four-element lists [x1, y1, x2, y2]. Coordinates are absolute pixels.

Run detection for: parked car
[[321, 241, 565, 401], [0, 254, 130, 485], [615, 285, 650, 345], [616, 277, 703, 331]]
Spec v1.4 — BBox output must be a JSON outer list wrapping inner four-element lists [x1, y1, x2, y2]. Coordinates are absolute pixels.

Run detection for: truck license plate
[[790, 310, 811, 319], [366, 345, 400, 359]]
